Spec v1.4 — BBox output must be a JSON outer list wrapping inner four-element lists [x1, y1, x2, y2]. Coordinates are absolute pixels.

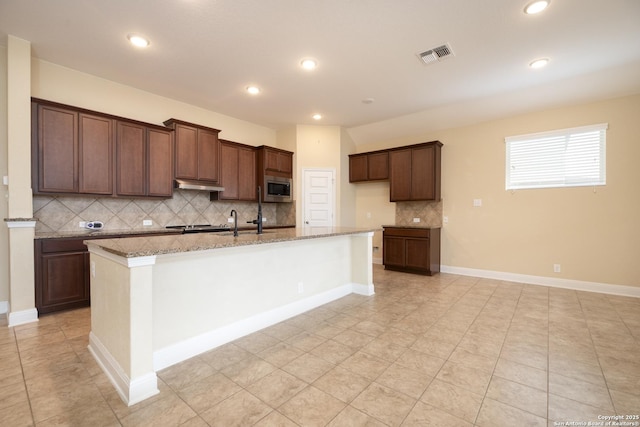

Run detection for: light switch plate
[[473, 199, 482, 207], [413, 218, 420, 223]]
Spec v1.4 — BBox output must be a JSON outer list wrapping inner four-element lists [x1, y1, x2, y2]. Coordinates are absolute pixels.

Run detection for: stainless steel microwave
[[264, 175, 292, 202]]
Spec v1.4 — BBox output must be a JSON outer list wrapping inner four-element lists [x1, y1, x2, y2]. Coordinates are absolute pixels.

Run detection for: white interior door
[[303, 169, 335, 228]]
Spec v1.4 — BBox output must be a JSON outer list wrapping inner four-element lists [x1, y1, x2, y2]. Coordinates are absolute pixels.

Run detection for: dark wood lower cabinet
[[35, 238, 90, 314], [382, 227, 440, 276]]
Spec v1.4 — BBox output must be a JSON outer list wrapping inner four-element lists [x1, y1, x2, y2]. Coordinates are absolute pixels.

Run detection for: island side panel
[[150, 233, 375, 370], [87, 249, 158, 405], [350, 231, 375, 295]]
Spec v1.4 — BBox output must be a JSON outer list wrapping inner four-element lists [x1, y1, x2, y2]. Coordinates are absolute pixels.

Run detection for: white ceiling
[[2, 0, 640, 145]]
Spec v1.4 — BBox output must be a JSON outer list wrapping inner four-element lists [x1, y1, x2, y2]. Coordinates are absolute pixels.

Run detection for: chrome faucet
[[247, 186, 263, 234], [230, 209, 238, 237]]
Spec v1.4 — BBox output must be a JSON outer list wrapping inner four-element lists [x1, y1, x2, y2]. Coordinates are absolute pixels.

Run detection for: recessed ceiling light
[[127, 34, 150, 48], [312, 114, 322, 120], [362, 98, 375, 104], [246, 86, 261, 95], [300, 58, 318, 70], [529, 58, 549, 69], [524, 0, 550, 14]]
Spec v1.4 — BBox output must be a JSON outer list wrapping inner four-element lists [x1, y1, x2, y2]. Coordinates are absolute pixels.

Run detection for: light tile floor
[[1, 265, 639, 426]]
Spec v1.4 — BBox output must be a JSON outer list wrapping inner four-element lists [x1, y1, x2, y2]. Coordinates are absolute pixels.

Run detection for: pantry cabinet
[[382, 227, 440, 275]]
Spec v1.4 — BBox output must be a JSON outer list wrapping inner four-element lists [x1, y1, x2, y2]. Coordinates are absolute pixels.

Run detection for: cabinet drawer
[[41, 238, 88, 253], [383, 228, 430, 239]]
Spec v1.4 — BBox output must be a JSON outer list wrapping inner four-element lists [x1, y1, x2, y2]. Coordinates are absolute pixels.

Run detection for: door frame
[[301, 168, 336, 228]]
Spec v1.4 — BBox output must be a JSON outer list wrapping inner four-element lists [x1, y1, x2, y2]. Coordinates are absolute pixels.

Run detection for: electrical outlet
[[443, 216, 449, 224], [473, 199, 482, 207], [228, 217, 234, 223], [143, 219, 152, 226], [79, 221, 86, 228], [262, 217, 267, 222], [413, 218, 420, 223], [366, 212, 372, 219], [298, 282, 304, 294], [553, 264, 561, 273]]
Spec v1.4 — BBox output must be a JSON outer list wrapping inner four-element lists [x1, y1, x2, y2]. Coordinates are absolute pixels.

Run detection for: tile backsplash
[[33, 190, 296, 233], [395, 200, 442, 227]]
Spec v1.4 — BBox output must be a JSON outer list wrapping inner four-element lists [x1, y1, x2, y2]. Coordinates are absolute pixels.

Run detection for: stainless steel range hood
[[174, 179, 225, 192]]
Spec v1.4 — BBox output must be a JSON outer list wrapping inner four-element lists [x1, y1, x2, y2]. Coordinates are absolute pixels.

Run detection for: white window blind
[[505, 123, 607, 190]]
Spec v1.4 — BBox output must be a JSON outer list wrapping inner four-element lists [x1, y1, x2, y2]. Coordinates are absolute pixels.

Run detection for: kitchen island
[[84, 227, 376, 406]]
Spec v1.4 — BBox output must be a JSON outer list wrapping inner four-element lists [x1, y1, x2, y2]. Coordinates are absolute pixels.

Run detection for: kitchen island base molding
[[86, 228, 375, 406], [154, 281, 373, 371], [88, 332, 159, 406]]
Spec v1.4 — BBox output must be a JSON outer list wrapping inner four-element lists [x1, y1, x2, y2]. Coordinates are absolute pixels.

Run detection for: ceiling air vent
[[418, 43, 454, 65]]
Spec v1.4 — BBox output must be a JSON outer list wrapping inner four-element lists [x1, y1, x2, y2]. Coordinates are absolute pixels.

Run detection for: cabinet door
[[349, 154, 368, 182], [238, 147, 257, 201], [116, 121, 146, 196], [368, 152, 389, 180], [279, 151, 293, 175], [37, 104, 78, 193], [39, 251, 89, 314], [383, 236, 406, 267], [218, 143, 239, 200], [264, 148, 280, 172], [411, 145, 436, 200], [79, 113, 113, 195], [197, 128, 219, 182], [174, 124, 198, 180], [405, 238, 430, 270], [389, 149, 412, 201], [148, 128, 173, 197]]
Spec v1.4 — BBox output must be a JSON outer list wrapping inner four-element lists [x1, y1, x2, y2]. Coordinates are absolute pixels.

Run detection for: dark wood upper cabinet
[[163, 119, 221, 183], [258, 146, 293, 178], [213, 140, 257, 201], [79, 113, 113, 195], [147, 129, 173, 197], [35, 103, 79, 193], [116, 122, 173, 198], [32, 98, 174, 199], [116, 121, 146, 196], [349, 151, 389, 182], [389, 142, 441, 202]]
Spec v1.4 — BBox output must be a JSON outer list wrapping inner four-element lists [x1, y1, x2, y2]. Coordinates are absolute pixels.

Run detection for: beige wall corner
[[5, 36, 37, 323]]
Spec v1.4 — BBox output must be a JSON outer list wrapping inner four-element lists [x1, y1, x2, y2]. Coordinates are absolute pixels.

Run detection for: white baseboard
[[8, 308, 39, 327], [0, 301, 8, 315], [441, 265, 640, 298], [153, 283, 372, 371], [89, 332, 159, 406]]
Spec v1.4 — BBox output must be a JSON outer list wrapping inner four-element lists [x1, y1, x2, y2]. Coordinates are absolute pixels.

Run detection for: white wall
[[0, 45, 8, 306], [31, 59, 277, 147], [353, 94, 640, 288]]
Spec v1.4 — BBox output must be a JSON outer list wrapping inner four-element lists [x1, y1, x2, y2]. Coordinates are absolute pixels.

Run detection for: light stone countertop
[[85, 227, 379, 258], [34, 224, 297, 240]]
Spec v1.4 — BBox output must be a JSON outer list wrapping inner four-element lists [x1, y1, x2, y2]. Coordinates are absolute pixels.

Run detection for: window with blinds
[[505, 123, 607, 190]]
